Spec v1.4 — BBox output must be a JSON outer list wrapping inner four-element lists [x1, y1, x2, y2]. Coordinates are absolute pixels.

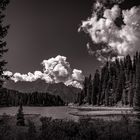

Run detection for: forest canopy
[[78, 52, 140, 110]]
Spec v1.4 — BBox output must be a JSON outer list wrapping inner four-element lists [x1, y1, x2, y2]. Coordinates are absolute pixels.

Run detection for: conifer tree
[[77, 91, 84, 105], [128, 71, 134, 107], [0, 0, 10, 88], [100, 62, 109, 104], [83, 77, 88, 99], [92, 69, 100, 105], [134, 55, 140, 110], [116, 68, 125, 104], [87, 74, 92, 104], [16, 103, 25, 126], [103, 63, 110, 105], [125, 54, 132, 81], [105, 81, 110, 106], [112, 75, 117, 105]]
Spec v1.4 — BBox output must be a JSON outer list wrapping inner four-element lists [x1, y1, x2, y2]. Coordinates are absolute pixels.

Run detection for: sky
[[4, 0, 100, 76], [80, 0, 140, 63], [3, 0, 140, 88]]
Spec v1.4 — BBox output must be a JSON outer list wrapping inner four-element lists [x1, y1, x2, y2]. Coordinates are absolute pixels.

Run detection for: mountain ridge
[[4, 79, 81, 103]]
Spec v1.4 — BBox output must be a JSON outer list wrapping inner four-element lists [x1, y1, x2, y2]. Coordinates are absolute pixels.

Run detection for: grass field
[[0, 111, 140, 140], [1, 106, 140, 140]]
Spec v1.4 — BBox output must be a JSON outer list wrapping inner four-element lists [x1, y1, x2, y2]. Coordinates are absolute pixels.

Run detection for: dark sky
[[4, 0, 100, 76]]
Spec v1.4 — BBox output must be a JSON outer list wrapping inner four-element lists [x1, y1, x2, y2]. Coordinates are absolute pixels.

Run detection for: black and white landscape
[[0, 0, 140, 140]]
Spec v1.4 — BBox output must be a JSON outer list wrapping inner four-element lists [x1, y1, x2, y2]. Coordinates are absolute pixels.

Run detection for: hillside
[[3, 79, 81, 103]]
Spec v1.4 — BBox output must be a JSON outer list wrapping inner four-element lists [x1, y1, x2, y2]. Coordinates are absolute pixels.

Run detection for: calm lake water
[[0, 106, 79, 121], [0, 106, 138, 122]]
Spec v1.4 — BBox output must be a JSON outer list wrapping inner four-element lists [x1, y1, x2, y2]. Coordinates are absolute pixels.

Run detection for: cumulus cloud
[[79, 1, 140, 62], [65, 69, 84, 89], [42, 55, 71, 83], [4, 55, 84, 89], [11, 71, 43, 82], [3, 71, 13, 77], [72, 69, 84, 82]]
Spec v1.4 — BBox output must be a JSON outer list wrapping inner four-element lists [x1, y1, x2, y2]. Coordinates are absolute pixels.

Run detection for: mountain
[[3, 79, 81, 103]]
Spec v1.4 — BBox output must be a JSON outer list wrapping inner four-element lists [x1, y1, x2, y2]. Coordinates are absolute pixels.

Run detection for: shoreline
[[68, 105, 140, 118], [68, 105, 133, 111]]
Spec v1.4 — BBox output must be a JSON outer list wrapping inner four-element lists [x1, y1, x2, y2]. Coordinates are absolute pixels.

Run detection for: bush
[[27, 120, 37, 140], [0, 113, 12, 140]]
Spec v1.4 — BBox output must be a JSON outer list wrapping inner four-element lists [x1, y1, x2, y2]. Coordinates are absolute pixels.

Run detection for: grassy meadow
[[0, 106, 140, 140]]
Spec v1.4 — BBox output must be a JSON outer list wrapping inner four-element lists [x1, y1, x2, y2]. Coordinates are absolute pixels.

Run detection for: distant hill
[[4, 79, 81, 103]]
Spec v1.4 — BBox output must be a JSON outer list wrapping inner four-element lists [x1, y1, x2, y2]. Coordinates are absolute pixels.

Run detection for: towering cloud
[[42, 55, 71, 83], [79, 0, 140, 62], [4, 55, 84, 89]]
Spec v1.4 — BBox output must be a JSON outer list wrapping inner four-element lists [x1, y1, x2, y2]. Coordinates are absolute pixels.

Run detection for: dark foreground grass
[[0, 113, 140, 140]]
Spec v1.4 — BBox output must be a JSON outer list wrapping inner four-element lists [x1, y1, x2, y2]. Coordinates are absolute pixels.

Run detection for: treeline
[[0, 88, 64, 106], [77, 52, 140, 109]]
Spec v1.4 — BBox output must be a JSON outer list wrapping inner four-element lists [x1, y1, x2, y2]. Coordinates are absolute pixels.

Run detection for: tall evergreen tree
[[134, 55, 140, 110], [125, 54, 132, 81], [83, 77, 88, 100], [116, 68, 125, 104], [77, 91, 84, 105], [92, 69, 100, 105], [128, 71, 134, 107], [16, 103, 25, 126], [0, 0, 10, 88], [100, 62, 109, 104], [103, 62, 110, 105], [87, 74, 92, 104]]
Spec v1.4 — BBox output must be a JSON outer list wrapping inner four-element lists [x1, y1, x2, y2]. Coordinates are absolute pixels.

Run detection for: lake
[[0, 106, 79, 121], [0, 106, 139, 122]]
